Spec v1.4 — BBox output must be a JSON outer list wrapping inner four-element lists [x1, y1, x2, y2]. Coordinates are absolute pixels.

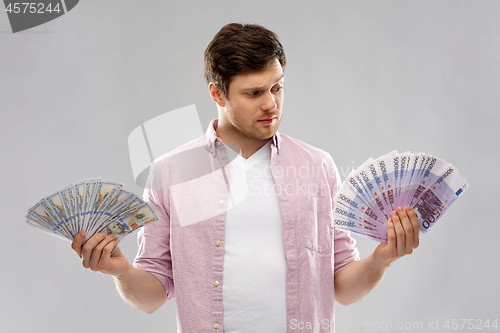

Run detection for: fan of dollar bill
[[332, 151, 468, 243], [25, 178, 159, 244]]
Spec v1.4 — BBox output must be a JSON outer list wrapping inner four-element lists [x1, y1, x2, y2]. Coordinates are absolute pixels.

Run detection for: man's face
[[107, 222, 124, 235], [219, 58, 284, 143]]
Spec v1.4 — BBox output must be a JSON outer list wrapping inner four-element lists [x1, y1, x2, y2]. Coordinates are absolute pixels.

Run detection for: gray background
[[1, 1, 499, 332]]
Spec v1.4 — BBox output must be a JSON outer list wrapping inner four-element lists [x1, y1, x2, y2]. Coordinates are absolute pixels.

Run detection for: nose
[[261, 91, 277, 112]]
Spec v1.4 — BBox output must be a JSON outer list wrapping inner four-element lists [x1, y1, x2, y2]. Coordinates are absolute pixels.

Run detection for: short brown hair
[[204, 23, 286, 98]]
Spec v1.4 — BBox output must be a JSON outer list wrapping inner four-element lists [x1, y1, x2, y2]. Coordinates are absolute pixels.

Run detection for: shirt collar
[[204, 118, 281, 156]]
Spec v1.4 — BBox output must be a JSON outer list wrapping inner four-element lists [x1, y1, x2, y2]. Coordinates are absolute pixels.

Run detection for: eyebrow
[[241, 74, 285, 93]]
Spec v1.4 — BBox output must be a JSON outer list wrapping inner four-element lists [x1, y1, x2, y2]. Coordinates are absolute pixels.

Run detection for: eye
[[272, 85, 283, 93], [247, 90, 261, 97]]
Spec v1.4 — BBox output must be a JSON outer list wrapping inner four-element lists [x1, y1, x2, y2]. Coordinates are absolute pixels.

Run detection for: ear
[[208, 82, 226, 107]]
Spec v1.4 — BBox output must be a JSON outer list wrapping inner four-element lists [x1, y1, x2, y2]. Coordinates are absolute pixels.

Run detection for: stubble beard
[[242, 114, 281, 141], [222, 100, 283, 144]]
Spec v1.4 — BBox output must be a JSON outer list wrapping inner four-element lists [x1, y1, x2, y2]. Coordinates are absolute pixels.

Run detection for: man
[[72, 23, 420, 332]]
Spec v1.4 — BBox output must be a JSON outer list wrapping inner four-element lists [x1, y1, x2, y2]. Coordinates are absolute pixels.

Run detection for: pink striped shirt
[[134, 119, 360, 332]]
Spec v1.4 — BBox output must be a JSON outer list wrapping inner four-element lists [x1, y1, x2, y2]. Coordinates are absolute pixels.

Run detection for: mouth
[[257, 116, 276, 124]]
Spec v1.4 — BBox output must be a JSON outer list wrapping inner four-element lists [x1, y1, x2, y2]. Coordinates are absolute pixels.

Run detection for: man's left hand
[[372, 206, 421, 268]]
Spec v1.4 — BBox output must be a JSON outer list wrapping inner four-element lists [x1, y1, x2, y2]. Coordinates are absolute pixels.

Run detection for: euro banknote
[[333, 151, 468, 243]]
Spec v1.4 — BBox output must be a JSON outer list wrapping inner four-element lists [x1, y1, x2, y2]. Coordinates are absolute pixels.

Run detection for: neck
[[215, 120, 270, 159]]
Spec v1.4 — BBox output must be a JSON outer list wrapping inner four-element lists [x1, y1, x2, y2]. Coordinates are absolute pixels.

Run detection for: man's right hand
[[71, 232, 166, 313], [71, 232, 131, 277]]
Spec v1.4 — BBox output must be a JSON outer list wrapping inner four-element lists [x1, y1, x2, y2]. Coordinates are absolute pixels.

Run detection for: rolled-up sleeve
[[328, 153, 360, 276], [133, 161, 175, 300], [333, 227, 360, 276]]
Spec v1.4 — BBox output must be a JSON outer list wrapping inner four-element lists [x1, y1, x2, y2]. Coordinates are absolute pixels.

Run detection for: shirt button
[[214, 281, 220, 287], [222, 162, 227, 167], [215, 240, 221, 246], [214, 323, 219, 329], [218, 200, 224, 205]]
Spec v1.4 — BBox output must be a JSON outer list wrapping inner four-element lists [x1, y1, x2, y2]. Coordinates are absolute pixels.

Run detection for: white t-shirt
[[222, 141, 287, 332]]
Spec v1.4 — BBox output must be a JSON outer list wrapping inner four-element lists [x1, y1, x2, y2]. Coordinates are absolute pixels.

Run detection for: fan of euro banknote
[[332, 151, 468, 243], [25, 178, 159, 244]]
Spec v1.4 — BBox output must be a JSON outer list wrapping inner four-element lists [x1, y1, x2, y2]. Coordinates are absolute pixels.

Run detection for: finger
[[89, 234, 116, 271], [81, 233, 107, 269], [386, 217, 397, 257], [98, 240, 118, 271], [397, 206, 414, 255], [406, 206, 420, 248], [110, 244, 122, 257], [392, 210, 405, 258], [71, 232, 86, 258]]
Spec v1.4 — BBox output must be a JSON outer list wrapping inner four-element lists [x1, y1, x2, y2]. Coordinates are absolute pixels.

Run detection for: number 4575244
[[444, 319, 498, 330], [5, 3, 61, 14]]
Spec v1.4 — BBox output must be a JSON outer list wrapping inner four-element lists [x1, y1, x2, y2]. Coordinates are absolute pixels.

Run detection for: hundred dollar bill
[[69, 184, 83, 231], [58, 187, 77, 235], [85, 179, 107, 234], [73, 181, 85, 229], [86, 181, 124, 234], [46, 189, 75, 235], [26, 214, 69, 241], [26, 211, 60, 235], [82, 179, 101, 231], [89, 187, 125, 224], [26, 178, 159, 245], [99, 203, 159, 243], [28, 202, 72, 239], [85, 190, 145, 241], [75, 178, 98, 228]]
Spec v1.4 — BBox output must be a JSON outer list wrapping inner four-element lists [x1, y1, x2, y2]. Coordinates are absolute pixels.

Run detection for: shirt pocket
[[301, 196, 333, 255]]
